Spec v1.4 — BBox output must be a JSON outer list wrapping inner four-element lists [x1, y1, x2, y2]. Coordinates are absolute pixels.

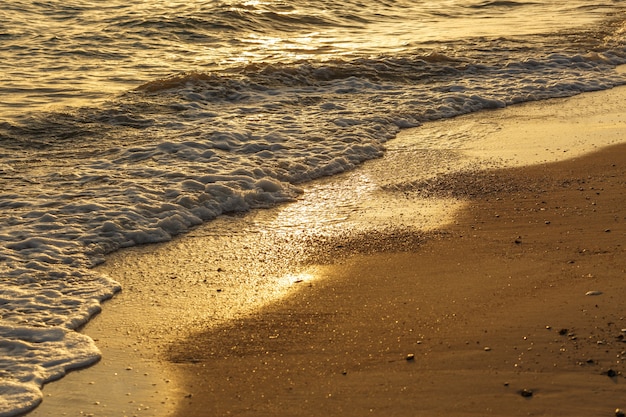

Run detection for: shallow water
[[1, 1, 626, 415]]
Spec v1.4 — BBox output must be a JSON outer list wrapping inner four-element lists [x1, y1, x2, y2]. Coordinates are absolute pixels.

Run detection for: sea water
[[1, 1, 626, 415]]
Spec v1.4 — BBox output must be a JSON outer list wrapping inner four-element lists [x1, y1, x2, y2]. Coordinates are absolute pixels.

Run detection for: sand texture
[[29, 87, 626, 417], [167, 142, 626, 417]]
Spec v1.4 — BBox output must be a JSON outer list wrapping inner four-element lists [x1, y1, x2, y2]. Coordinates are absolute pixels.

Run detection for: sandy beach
[[169, 142, 626, 417], [29, 87, 626, 416]]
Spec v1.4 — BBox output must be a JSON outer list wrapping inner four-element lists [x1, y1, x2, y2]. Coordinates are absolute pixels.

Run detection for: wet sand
[[29, 87, 626, 416]]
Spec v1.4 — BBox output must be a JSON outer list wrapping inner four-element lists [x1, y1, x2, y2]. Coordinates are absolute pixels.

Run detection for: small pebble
[[585, 291, 603, 296], [520, 388, 533, 398], [484, 347, 492, 351], [607, 369, 618, 377], [406, 353, 415, 361], [616, 408, 625, 417]]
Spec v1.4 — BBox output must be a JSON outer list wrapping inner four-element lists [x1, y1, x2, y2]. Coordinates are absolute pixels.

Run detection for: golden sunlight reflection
[[265, 173, 377, 235], [260, 167, 464, 239], [239, 33, 325, 62], [278, 271, 316, 289]]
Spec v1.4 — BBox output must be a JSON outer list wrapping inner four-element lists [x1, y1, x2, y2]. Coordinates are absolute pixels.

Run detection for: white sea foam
[[0, 324, 100, 417]]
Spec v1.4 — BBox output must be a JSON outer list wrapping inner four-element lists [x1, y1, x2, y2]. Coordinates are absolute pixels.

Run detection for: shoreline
[[28, 87, 626, 416]]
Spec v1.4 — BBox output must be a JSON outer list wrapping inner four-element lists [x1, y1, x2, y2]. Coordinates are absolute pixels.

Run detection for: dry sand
[[29, 87, 626, 416]]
